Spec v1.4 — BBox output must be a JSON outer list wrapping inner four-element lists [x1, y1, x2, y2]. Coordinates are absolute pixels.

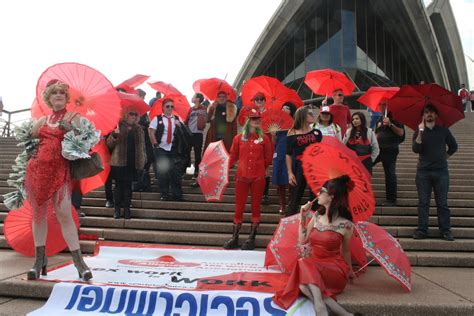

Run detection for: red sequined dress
[[273, 218, 350, 309], [24, 121, 70, 216]]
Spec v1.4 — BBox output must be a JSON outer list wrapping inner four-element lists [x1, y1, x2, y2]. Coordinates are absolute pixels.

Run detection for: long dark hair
[[349, 112, 368, 142], [289, 105, 312, 133], [317, 175, 353, 223]]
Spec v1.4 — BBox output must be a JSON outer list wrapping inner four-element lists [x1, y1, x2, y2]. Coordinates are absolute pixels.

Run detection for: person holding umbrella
[[322, 89, 352, 135], [223, 108, 273, 250], [107, 106, 146, 219], [373, 102, 405, 206], [24, 80, 94, 281], [413, 104, 458, 241], [204, 91, 238, 152], [186, 93, 208, 186], [286, 106, 323, 216], [273, 175, 357, 316], [343, 112, 379, 175]]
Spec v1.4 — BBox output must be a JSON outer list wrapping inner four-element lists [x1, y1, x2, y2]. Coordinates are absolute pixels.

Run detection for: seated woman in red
[[273, 175, 357, 316]]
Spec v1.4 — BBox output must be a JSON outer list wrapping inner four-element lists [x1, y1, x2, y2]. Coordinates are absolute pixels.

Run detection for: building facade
[[234, 0, 468, 103]]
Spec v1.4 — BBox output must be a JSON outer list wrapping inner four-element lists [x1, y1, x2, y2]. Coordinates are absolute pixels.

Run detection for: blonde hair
[[42, 81, 70, 108]]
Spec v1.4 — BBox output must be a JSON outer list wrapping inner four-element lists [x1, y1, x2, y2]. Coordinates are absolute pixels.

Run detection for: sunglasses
[[165, 105, 174, 109], [217, 95, 227, 98], [335, 93, 344, 97], [128, 112, 138, 116], [254, 98, 265, 102], [250, 117, 261, 121]]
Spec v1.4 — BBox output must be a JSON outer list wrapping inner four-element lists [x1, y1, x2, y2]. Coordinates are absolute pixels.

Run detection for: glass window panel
[[376, 17, 385, 75], [315, 1, 329, 68], [285, 38, 295, 82], [366, 4, 376, 73], [275, 49, 285, 81], [305, 17, 316, 57], [328, 0, 342, 68]]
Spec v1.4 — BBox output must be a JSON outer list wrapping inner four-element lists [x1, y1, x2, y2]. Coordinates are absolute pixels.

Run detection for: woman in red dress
[[223, 108, 273, 250], [24, 80, 92, 281], [274, 175, 358, 316]]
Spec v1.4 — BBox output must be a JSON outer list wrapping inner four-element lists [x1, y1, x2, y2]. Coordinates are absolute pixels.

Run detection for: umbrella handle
[[354, 258, 376, 275]]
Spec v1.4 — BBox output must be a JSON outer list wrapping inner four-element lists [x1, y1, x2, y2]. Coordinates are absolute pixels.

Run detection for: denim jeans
[[373, 148, 399, 202], [415, 168, 451, 233]]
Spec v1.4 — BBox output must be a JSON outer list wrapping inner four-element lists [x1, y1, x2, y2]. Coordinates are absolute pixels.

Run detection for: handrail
[[1, 108, 31, 137]]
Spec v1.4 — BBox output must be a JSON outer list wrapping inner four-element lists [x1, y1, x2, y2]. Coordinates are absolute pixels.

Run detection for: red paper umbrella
[[304, 69, 356, 96], [357, 87, 400, 113], [119, 74, 150, 89], [241, 76, 303, 110], [388, 83, 464, 130], [193, 78, 236, 102], [149, 94, 191, 122], [354, 221, 412, 291], [31, 98, 51, 119], [302, 137, 375, 222], [76, 140, 111, 195], [350, 227, 368, 275], [197, 140, 230, 202], [237, 105, 259, 126], [4, 200, 79, 257], [261, 108, 294, 133], [36, 62, 122, 135], [265, 213, 307, 274], [117, 92, 150, 116], [148, 81, 182, 95]]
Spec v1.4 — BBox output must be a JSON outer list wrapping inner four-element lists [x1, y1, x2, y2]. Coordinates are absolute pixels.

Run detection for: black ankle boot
[[242, 223, 259, 250], [113, 206, 121, 219], [223, 223, 242, 249], [123, 207, 131, 219], [71, 249, 93, 281], [27, 246, 48, 280]]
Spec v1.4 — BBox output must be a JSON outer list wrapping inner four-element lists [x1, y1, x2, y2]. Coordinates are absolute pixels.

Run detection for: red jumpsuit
[[229, 133, 273, 224]]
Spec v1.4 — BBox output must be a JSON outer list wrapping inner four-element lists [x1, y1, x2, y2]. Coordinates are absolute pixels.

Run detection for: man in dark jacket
[[412, 104, 458, 241], [149, 97, 191, 201], [374, 102, 405, 206]]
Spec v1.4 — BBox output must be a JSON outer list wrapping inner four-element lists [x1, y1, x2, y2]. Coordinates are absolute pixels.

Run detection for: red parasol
[[75, 140, 111, 195], [197, 140, 230, 202], [388, 83, 464, 130], [265, 213, 308, 274], [149, 94, 191, 122], [117, 92, 150, 116], [357, 87, 400, 113], [36, 62, 122, 135], [261, 108, 294, 133], [148, 81, 182, 96], [354, 221, 412, 291], [241, 76, 304, 110], [4, 200, 79, 257], [304, 69, 355, 96], [119, 74, 150, 89], [302, 137, 375, 222], [237, 106, 259, 126], [193, 78, 236, 102], [350, 227, 368, 274]]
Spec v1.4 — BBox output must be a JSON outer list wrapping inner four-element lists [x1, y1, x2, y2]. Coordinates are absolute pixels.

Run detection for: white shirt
[[150, 115, 176, 151], [314, 122, 342, 141]]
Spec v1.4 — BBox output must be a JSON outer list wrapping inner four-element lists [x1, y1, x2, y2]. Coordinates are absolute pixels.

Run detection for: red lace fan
[[261, 108, 294, 133]]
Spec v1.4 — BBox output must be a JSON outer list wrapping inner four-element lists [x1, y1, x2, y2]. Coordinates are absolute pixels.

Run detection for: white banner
[[28, 283, 315, 316], [42, 243, 286, 292]]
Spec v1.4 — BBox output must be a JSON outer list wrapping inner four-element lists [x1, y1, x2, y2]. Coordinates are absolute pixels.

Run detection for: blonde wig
[[42, 81, 70, 108]]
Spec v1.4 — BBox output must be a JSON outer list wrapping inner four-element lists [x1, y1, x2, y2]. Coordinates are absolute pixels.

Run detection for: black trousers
[[105, 174, 113, 203], [71, 190, 83, 211], [373, 148, 399, 202], [286, 160, 315, 216], [190, 133, 204, 176], [112, 167, 133, 208], [154, 148, 183, 199]]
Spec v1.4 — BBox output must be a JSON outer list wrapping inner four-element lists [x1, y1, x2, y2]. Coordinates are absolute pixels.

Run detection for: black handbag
[[70, 152, 104, 180]]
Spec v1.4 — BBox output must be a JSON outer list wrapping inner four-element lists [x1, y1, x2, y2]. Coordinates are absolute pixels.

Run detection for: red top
[[229, 133, 273, 179], [329, 104, 351, 135]]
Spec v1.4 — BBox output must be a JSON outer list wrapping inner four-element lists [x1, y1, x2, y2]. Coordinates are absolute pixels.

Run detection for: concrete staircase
[[0, 113, 473, 315]]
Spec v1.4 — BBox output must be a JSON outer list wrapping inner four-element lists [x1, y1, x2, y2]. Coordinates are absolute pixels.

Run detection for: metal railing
[[1, 108, 31, 137]]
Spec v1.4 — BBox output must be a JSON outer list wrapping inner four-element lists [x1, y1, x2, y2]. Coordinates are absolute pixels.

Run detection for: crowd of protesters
[[68, 80, 461, 247]]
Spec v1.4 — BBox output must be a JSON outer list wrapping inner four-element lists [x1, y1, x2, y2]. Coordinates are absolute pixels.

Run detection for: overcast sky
[[1, 0, 473, 118]]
